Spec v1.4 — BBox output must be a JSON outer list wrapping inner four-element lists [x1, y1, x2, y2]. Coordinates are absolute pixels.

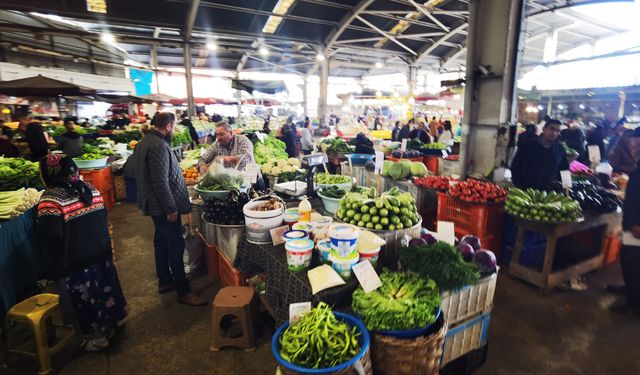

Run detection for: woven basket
[[279, 347, 373, 375], [371, 316, 446, 375], [113, 174, 126, 201]]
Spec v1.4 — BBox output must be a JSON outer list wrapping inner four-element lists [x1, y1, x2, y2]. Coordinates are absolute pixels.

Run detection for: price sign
[[437, 221, 456, 245], [560, 170, 572, 189], [352, 261, 382, 294], [401, 139, 408, 152], [289, 302, 312, 324], [588, 145, 601, 166], [374, 151, 384, 175], [270, 225, 291, 246]]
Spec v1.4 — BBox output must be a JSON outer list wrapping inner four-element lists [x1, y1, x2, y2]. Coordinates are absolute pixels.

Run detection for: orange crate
[[423, 156, 439, 175], [102, 188, 115, 211], [80, 166, 113, 192], [437, 193, 505, 239], [196, 230, 219, 282], [218, 250, 248, 287], [603, 232, 622, 266]]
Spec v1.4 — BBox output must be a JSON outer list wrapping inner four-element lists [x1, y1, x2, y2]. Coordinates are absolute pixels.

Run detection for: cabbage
[[410, 161, 428, 177], [381, 161, 393, 177], [456, 243, 475, 262], [399, 160, 412, 179], [460, 235, 482, 251], [474, 250, 497, 273], [409, 238, 428, 247], [388, 162, 404, 180]]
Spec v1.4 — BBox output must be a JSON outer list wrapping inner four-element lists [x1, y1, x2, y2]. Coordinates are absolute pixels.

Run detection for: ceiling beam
[[356, 12, 442, 30], [334, 32, 446, 44], [414, 22, 468, 63], [150, 27, 161, 68], [324, 0, 375, 53], [355, 15, 418, 56], [405, 0, 450, 32], [297, 0, 353, 10], [247, 55, 304, 76]]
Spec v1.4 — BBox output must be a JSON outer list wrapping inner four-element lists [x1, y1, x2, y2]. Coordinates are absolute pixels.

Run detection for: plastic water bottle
[[298, 195, 312, 222]]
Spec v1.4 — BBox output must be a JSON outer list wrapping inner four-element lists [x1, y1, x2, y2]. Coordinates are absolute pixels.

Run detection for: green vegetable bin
[[317, 192, 341, 215], [73, 157, 108, 169]]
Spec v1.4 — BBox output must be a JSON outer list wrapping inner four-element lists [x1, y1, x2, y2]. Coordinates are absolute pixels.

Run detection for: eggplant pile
[[569, 181, 621, 213], [203, 189, 265, 225]]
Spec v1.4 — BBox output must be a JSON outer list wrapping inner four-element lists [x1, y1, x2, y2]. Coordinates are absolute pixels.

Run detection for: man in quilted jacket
[[126, 112, 206, 306]]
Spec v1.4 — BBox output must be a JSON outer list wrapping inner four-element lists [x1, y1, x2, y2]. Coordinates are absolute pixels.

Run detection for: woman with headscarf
[[36, 155, 128, 352]]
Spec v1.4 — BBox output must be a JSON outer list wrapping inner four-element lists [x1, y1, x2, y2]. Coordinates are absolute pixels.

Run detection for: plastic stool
[[210, 287, 256, 352], [3, 294, 76, 375]]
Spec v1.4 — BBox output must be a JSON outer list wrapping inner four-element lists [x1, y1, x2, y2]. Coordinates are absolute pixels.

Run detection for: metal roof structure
[[0, 0, 631, 78]]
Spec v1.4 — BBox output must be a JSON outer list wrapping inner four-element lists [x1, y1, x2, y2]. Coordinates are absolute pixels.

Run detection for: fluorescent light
[[207, 42, 218, 51], [262, 0, 295, 33], [316, 53, 325, 61], [537, 105, 544, 110], [259, 47, 269, 56], [101, 33, 115, 44], [579, 104, 586, 109], [86, 0, 107, 13], [557, 104, 565, 110], [375, 62, 383, 68]]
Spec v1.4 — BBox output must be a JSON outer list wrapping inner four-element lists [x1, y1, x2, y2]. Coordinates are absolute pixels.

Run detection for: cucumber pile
[[336, 186, 420, 231], [505, 187, 582, 223]]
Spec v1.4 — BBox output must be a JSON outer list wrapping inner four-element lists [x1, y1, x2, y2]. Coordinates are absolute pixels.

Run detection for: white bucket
[[243, 197, 285, 244], [285, 239, 314, 272], [328, 224, 361, 258]]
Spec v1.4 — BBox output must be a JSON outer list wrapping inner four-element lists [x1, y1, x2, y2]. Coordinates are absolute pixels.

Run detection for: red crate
[[197, 231, 219, 282], [437, 193, 505, 239], [603, 232, 622, 266], [80, 166, 113, 192], [218, 250, 248, 287], [423, 156, 439, 175]]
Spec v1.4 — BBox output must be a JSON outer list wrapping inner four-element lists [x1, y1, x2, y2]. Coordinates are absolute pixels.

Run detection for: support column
[[547, 96, 553, 116], [460, 0, 527, 177], [183, 41, 196, 118], [318, 58, 329, 126], [236, 88, 242, 119], [407, 65, 417, 118], [303, 76, 308, 119]]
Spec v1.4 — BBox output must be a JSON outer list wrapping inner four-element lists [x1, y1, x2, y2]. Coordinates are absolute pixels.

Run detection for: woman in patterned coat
[[36, 154, 128, 352]]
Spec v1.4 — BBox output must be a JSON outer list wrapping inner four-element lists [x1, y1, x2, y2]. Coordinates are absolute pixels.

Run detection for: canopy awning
[[231, 79, 287, 95], [0, 75, 96, 96]]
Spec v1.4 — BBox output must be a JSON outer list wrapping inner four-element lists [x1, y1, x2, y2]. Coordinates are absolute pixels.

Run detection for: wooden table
[[508, 209, 622, 292]]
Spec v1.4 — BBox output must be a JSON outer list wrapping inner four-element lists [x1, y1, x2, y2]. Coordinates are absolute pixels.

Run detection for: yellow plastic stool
[[3, 293, 76, 375]]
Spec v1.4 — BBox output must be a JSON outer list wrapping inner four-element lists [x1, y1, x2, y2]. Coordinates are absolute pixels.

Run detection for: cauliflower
[[287, 158, 300, 167], [277, 159, 288, 167]]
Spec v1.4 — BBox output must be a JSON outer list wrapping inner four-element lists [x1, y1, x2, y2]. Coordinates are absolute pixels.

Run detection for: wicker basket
[[279, 347, 373, 375], [371, 316, 446, 375], [113, 174, 126, 201]]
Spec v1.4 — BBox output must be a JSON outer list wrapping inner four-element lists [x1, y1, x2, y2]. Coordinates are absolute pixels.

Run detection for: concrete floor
[[4, 202, 640, 374]]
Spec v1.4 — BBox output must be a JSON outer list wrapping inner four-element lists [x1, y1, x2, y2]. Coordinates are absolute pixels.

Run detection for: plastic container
[[423, 156, 439, 175], [282, 230, 309, 242], [284, 208, 299, 227], [441, 312, 491, 365], [291, 223, 314, 234], [311, 216, 333, 238], [441, 273, 497, 327], [272, 312, 371, 374], [436, 193, 504, 239], [243, 196, 285, 244], [73, 157, 108, 169], [316, 177, 354, 192], [328, 224, 361, 258], [194, 185, 249, 200], [358, 246, 381, 267], [316, 239, 332, 263], [317, 191, 341, 215], [329, 251, 359, 279], [285, 239, 314, 272], [298, 195, 312, 222], [346, 153, 375, 165]]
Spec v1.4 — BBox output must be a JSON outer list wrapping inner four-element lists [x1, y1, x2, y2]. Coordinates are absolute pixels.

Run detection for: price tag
[[351, 261, 382, 294], [441, 149, 448, 158], [289, 302, 312, 324], [374, 151, 384, 175], [493, 168, 506, 183], [255, 132, 266, 144], [436, 221, 456, 245], [401, 139, 408, 152], [587, 145, 601, 166], [560, 170, 572, 189], [270, 225, 291, 246]]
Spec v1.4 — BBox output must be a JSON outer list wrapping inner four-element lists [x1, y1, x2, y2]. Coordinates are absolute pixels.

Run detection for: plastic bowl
[[73, 157, 108, 169], [317, 192, 341, 215], [346, 153, 375, 166], [316, 177, 354, 192], [372, 307, 442, 339], [272, 312, 370, 374], [194, 185, 248, 200]]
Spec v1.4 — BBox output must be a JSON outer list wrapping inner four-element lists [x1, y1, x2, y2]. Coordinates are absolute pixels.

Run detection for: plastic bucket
[[283, 230, 309, 242], [285, 239, 314, 272], [284, 208, 299, 227], [316, 239, 332, 263], [328, 224, 361, 258], [291, 222, 314, 234], [358, 246, 381, 267], [243, 196, 285, 244], [329, 251, 359, 279], [272, 312, 370, 374]]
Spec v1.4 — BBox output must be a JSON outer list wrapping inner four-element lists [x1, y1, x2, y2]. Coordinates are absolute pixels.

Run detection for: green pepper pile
[[279, 302, 361, 369], [318, 185, 347, 199], [314, 173, 351, 185]]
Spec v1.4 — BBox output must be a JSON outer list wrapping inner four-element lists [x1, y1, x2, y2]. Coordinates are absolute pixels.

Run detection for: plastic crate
[[205, 242, 219, 282], [218, 250, 248, 287], [80, 166, 113, 192], [102, 188, 115, 211], [437, 193, 505, 239], [423, 156, 439, 175], [441, 312, 491, 366], [441, 273, 497, 327], [440, 343, 488, 374], [340, 162, 367, 187], [603, 231, 622, 266], [438, 159, 461, 177]]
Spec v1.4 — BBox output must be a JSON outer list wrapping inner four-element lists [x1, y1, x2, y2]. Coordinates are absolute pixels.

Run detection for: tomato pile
[[413, 176, 457, 191], [444, 154, 460, 161], [448, 179, 508, 203]]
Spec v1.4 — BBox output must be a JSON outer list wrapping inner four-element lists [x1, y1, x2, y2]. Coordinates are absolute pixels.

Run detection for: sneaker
[[158, 283, 176, 294], [178, 292, 208, 306]]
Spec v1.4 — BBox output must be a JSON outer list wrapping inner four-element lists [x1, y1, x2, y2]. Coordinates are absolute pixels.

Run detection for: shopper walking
[[300, 121, 314, 155], [428, 116, 439, 140], [36, 155, 128, 351], [126, 112, 206, 306], [281, 117, 298, 158], [391, 121, 401, 142], [18, 116, 49, 161], [438, 121, 455, 145], [608, 129, 640, 175], [56, 120, 84, 158], [398, 118, 414, 141]]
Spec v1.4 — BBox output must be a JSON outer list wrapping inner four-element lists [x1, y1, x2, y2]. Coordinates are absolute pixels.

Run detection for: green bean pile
[[279, 302, 361, 369]]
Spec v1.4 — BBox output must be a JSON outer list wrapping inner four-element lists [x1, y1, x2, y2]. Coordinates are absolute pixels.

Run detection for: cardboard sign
[[270, 225, 291, 246], [588, 145, 601, 166], [560, 170, 572, 189], [374, 151, 384, 175], [352, 261, 382, 294], [437, 221, 456, 245], [401, 138, 408, 152], [493, 168, 506, 183], [289, 302, 312, 324]]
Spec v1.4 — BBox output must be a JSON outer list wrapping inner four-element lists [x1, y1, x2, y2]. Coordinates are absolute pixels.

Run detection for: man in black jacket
[[511, 119, 569, 190], [126, 112, 206, 306]]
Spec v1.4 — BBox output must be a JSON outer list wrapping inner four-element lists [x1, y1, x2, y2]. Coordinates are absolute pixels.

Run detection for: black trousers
[[620, 245, 640, 306]]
